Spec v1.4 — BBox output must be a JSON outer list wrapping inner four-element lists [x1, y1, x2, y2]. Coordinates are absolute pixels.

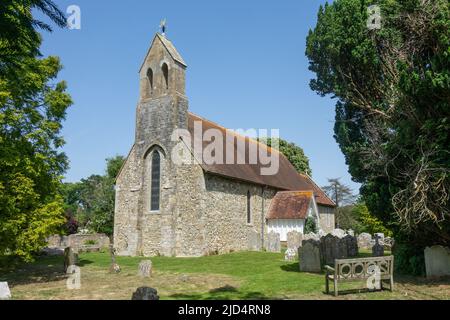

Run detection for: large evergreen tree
[[306, 0, 449, 248]]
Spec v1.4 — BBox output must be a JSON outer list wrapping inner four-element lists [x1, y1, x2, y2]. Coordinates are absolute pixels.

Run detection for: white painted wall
[[267, 219, 305, 242]]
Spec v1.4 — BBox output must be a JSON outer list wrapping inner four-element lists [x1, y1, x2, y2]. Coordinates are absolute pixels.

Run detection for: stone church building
[[113, 33, 336, 257]]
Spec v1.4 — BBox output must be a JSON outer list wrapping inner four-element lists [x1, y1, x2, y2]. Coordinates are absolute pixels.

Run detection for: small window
[[162, 63, 169, 89], [147, 68, 153, 93], [247, 191, 251, 224], [150, 151, 161, 211]]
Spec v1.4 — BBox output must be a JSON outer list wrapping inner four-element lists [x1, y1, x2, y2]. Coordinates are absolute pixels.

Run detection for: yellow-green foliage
[[353, 202, 393, 237]]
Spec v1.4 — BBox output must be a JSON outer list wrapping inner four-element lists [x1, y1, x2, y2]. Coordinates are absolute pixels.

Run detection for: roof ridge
[[299, 173, 336, 206], [188, 112, 281, 155]]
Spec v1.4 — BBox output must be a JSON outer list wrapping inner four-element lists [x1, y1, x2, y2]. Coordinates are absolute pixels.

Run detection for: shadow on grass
[[280, 263, 301, 273], [0, 255, 95, 288], [169, 284, 275, 300]]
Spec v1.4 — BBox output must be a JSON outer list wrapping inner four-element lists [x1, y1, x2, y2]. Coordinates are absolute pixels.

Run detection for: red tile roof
[[266, 191, 314, 220], [299, 174, 336, 207]]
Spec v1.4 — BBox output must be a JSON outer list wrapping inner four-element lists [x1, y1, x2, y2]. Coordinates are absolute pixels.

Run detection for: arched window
[[247, 191, 251, 224], [150, 151, 161, 211], [162, 63, 169, 89], [147, 68, 153, 94]]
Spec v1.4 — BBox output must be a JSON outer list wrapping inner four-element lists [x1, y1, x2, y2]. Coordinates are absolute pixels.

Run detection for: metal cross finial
[[160, 19, 167, 36]]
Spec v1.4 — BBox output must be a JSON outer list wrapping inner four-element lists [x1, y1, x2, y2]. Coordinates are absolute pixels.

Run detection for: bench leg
[[390, 277, 394, 292], [334, 279, 338, 297], [325, 275, 329, 294]]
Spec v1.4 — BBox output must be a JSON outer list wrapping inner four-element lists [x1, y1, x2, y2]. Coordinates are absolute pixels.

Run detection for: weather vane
[[160, 19, 167, 36]]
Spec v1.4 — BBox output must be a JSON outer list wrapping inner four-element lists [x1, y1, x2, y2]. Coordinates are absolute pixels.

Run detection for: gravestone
[[321, 233, 348, 265], [343, 234, 359, 257], [384, 237, 395, 250], [0, 282, 11, 300], [265, 232, 281, 253], [374, 233, 385, 242], [248, 229, 261, 251], [138, 260, 153, 278], [299, 239, 322, 273], [303, 232, 320, 241], [347, 229, 355, 237], [64, 247, 78, 273], [287, 231, 302, 250], [357, 233, 373, 249], [131, 287, 159, 300], [331, 228, 347, 238], [109, 245, 121, 274], [372, 235, 384, 257], [424, 246, 450, 278], [284, 248, 297, 261]]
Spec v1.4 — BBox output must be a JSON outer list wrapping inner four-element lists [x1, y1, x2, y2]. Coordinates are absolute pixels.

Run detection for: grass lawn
[[1, 251, 449, 300]]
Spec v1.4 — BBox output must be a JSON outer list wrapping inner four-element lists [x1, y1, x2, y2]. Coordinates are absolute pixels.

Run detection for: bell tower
[[139, 33, 187, 101]]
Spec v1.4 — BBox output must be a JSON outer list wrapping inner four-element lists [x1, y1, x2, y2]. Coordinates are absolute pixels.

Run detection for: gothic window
[[150, 151, 161, 211], [247, 191, 251, 224], [147, 68, 153, 94], [162, 63, 169, 89]]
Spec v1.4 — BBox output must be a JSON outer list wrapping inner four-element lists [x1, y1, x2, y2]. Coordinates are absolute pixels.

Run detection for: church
[[113, 32, 336, 257]]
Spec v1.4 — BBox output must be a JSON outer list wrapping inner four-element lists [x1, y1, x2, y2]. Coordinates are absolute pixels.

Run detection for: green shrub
[[304, 218, 318, 234], [394, 243, 426, 276]]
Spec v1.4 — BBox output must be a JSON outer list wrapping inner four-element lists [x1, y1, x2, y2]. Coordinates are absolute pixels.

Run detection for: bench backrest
[[334, 256, 394, 279]]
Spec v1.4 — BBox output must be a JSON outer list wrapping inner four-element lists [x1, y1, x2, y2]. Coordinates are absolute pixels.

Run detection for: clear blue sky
[[38, 0, 360, 193]]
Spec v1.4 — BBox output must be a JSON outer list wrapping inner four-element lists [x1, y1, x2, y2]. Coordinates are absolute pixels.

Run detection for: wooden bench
[[325, 256, 394, 296]]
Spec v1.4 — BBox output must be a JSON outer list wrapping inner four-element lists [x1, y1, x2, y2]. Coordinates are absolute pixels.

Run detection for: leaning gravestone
[[424, 246, 450, 278], [321, 233, 348, 265], [357, 233, 373, 250], [284, 248, 297, 261], [0, 282, 11, 300], [372, 235, 384, 257], [64, 247, 78, 273], [299, 239, 322, 273], [138, 260, 153, 278], [248, 229, 261, 251], [287, 231, 302, 250], [265, 232, 281, 253], [131, 287, 159, 300]]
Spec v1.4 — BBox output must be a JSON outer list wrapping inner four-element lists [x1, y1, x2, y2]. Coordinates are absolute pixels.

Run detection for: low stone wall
[[47, 233, 110, 250]]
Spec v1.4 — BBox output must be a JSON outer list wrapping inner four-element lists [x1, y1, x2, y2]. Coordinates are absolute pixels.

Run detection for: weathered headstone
[[303, 232, 320, 241], [131, 287, 159, 300], [384, 237, 395, 250], [287, 231, 302, 250], [331, 228, 347, 238], [299, 239, 322, 272], [424, 246, 450, 278], [248, 229, 261, 251], [64, 247, 78, 273], [343, 234, 359, 257], [284, 248, 297, 261], [374, 233, 385, 242], [265, 232, 281, 253], [109, 245, 121, 274], [138, 260, 152, 278], [372, 235, 384, 257], [357, 233, 373, 250], [0, 282, 11, 300], [321, 233, 348, 265]]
